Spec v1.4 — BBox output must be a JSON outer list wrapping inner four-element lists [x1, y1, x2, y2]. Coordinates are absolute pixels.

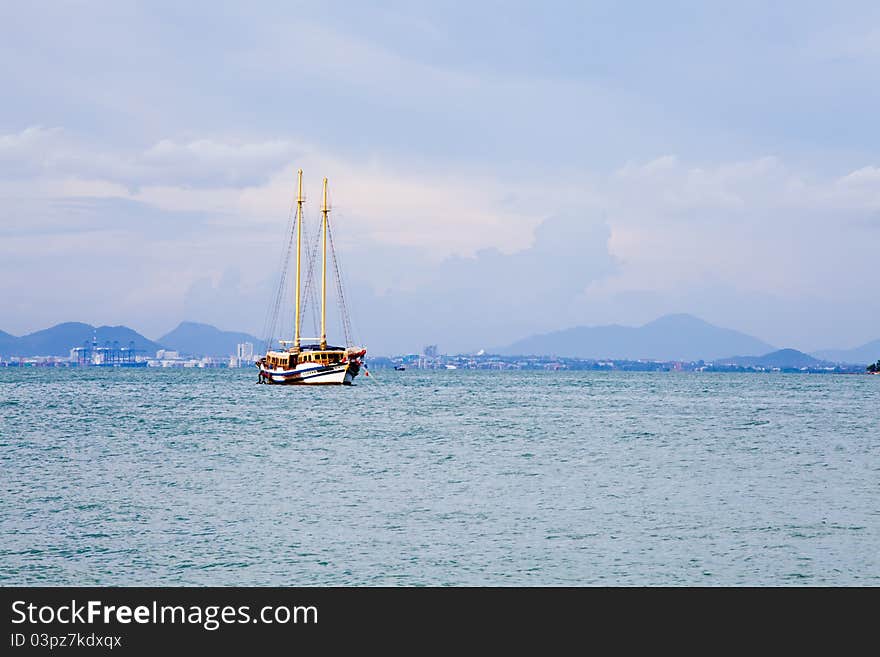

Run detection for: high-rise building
[[232, 342, 255, 367]]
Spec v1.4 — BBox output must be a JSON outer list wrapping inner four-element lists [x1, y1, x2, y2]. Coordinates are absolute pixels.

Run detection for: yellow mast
[[293, 168, 304, 353], [320, 177, 329, 350]]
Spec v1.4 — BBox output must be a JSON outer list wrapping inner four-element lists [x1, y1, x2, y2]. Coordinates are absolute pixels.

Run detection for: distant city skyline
[[1, 2, 879, 354]]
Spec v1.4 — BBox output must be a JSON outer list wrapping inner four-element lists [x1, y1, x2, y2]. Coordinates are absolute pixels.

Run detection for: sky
[[1, 1, 878, 355]]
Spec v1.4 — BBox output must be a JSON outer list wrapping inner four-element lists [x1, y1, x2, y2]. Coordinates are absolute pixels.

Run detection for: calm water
[[1, 368, 877, 586]]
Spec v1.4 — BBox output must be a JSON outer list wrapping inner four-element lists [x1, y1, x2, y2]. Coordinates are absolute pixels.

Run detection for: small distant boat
[[257, 170, 366, 385], [394, 365, 406, 371]]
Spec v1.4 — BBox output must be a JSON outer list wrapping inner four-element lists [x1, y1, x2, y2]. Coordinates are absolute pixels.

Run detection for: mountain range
[[0, 322, 260, 359], [716, 348, 833, 369], [157, 322, 261, 358], [497, 314, 878, 364], [496, 314, 776, 362], [812, 340, 880, 366], [0, 322, 164, 358], [2, 314, 877, 364]]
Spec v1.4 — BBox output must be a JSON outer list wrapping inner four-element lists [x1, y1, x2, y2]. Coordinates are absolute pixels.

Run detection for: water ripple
[[0, 368, 878, 585]]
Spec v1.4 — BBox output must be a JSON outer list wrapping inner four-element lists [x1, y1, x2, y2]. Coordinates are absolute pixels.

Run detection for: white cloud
[[1, 123, 878, 350], [0, 126, 541, 256], [839, 165, 880, 185], [140, 138, 301, 186], [0, 125, 63, 176]]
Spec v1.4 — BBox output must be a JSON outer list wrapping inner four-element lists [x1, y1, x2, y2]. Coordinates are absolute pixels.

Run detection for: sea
[[1, 368, 877, 586]]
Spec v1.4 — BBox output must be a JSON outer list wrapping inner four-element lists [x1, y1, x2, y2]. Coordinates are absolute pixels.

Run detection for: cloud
[[305, 211, 618, 354], [2, 2, 879, 352], [570, 156, 880, 349], [169, 210, 618, 355], [2, 120, 879, 351], [140, 138, 302, 186], [0, 126, 303, 188], [839, 165, 880, 186], [0, 126, 63, 177], [0, 126, 541, 256]]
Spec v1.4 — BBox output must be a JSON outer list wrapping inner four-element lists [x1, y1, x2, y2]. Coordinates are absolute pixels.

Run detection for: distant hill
[[496, 314, 775, 361], [718, 348, 832, 369], [0, 329, 17, 354], [157, 321, 261, 358], [0, 322, 163, 357], [812, 339, 880, 366]]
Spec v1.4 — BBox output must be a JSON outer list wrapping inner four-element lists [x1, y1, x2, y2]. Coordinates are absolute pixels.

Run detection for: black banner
[[0, 587, 871, 653]]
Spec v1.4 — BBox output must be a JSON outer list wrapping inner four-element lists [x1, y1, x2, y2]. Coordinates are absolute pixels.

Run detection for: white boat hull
[[258, 361, 358, 385]]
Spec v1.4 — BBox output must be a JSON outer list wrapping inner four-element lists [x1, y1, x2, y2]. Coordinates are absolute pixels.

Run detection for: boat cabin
[[263, 347, 345, 370], [297, 349, 345, 366]]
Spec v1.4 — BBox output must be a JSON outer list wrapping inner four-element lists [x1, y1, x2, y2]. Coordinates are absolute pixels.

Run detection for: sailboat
[[257, 170, 366, 385]]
